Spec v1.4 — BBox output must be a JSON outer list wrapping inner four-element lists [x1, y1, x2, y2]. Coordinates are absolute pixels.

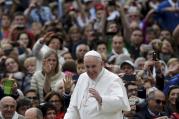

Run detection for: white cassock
[[64, 68, 131, 119]]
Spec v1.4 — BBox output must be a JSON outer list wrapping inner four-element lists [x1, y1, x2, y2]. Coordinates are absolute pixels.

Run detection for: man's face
[[121, 64, 134, 75], [148, 92, 165, 114], [25, 92, 39, 107], [76, 45, 88, 60], [112, 36, 124, 54], [131, 30, 143, 45], [160, 30, 171, 40], [1, 15, 10, 28], [96, 10, 104, 20], [97, 44, 107, 54], [127, 85, 138, 97], [1, 98, 16, 119], [13, 15, 25, 26], [84, 56, 102, 80]]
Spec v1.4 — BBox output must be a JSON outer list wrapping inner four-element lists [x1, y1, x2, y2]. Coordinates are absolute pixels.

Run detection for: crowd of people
[[0, 0, 179, 119]]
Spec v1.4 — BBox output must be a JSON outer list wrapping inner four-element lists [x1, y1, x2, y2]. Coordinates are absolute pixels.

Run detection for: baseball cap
[[120, 60, 135, 69], [95, 3, 105, 10]]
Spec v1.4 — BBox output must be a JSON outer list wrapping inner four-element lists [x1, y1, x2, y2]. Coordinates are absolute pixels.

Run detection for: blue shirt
[[155, 0, 179, 31], [163, 74, 179, 95], [30, 6, 53, 24]]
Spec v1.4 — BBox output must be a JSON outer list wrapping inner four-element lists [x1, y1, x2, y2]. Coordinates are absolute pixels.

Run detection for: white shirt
[[0, 112, 23, 119], [64, 68, 130, 119]]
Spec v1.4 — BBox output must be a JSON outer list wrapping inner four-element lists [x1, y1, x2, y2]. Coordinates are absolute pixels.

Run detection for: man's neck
[[148, 108, 160, 117]]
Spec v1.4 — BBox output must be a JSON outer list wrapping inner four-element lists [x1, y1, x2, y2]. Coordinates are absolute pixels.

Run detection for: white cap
[[120, 60, 134, 69], [84, 50, 102, 59]]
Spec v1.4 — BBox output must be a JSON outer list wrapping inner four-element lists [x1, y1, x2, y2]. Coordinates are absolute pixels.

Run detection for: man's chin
[[4, 114, 13, 118], [89, 75, 97, 80]]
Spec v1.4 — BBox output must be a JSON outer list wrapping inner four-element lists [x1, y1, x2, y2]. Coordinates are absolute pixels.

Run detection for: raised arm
[[32, 32, 54, 59], [116, 2, 131, 43]]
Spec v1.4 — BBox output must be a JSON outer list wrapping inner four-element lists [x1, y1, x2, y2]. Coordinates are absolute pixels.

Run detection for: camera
[[152, 52, 158, 61], [122, 74, 136, 82]]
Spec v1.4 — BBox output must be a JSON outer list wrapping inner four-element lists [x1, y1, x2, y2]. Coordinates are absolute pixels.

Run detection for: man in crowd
[[25, 107, 43, 119], [133, 90, 168, 119], [0, 96, 24, 119], [64, 50, 130, 119]]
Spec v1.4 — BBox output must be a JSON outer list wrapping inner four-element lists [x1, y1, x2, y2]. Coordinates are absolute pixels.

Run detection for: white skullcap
[[84, 50, 102, 59]]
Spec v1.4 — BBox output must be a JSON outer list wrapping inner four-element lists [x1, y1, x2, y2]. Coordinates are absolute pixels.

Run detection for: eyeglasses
[[155, 99, 166, 105], [49, 100, 60, 103], [27, 96, 38, 100]]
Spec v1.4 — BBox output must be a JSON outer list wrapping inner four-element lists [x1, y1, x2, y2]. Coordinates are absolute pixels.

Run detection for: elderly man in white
[[64, 50, 130, 119]]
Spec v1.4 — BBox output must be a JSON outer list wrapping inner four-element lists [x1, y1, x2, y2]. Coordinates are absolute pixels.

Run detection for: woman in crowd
[[40, 102, 57, 119], [33, 32, 66, 71], [30, 50, 65, 102], [16, 32, 33, 63], [44, 91, 65, 119], [166, 86, 179, 116], [3, 56, 25, 91]]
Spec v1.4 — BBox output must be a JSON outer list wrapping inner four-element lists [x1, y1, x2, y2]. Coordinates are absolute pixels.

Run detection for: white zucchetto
[[84, 50, 102, 59]]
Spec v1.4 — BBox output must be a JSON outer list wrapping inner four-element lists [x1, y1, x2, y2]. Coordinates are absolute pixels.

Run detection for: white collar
[[0, 111, 19, 119]]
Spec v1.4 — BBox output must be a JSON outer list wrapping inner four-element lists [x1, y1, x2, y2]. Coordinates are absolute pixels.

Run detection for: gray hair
[[0, 96, 16, 109], [134, 57, 146, 69], [36, 108, 43, 119], [147, 89, 164, 101], [84, 55, 102, 63], [75, 44, 90, 55], [26, 107, 43, 119]]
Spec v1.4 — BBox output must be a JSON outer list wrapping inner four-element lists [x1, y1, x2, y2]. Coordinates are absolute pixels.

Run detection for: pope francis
[[64, 50, 131, 119]]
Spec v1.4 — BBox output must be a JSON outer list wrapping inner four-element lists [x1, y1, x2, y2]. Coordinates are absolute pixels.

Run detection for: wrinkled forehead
[[84, 56, 101, 63], [1, 97, 16, 106]]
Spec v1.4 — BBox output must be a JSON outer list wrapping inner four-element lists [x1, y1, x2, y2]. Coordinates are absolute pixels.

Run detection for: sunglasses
[[27, 96, 38, 100], [155, 99, 166, 105]]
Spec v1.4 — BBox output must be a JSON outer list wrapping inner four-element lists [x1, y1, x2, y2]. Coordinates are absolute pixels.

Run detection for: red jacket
[[56, 112, 64, 119]]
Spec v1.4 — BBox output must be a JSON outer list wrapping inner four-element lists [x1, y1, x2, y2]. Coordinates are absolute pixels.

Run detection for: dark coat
[[133, 106, 167, 119]]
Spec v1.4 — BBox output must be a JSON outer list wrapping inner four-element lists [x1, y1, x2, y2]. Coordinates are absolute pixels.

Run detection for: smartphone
[[3, 79, 14, 95], [122, 75, 136, 82], [137, 87, 146, 99]]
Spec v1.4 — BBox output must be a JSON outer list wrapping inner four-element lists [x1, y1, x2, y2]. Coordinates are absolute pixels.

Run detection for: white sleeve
[[101, 78, 131, 112], [32, 40, 44, 59]]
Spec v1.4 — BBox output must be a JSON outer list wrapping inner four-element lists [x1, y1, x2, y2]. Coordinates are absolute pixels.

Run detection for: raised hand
[[89, 88, 102, 105], [39, 32, 55, 44], [63, 72, 74, 93]]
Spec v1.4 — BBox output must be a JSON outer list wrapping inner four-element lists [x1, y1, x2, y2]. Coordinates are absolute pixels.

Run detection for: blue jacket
[[163, 74, 179, 95]]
